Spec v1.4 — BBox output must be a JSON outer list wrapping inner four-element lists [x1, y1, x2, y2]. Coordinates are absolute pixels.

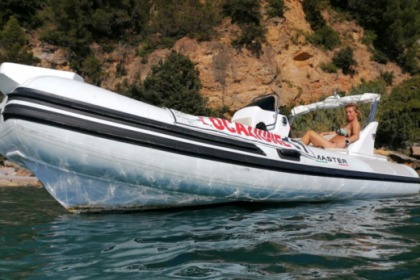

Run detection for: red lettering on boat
[[198, 117, 210, 126], [222, 119, 236, 133], [260, 131, 272, 142], [271, 133, 291, 147], [209, 117, 225, 130], [206, 117, 290, 147], [247, 126, 260, 140], [235, 122, 250, 136], [252, 128, 263, 140]]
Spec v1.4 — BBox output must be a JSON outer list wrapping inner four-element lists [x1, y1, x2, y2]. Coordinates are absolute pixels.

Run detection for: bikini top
[[336, 127, 349, 137]]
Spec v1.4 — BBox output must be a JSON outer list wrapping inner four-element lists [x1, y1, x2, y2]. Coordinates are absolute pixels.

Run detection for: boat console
[[232, 93, 291, 138]]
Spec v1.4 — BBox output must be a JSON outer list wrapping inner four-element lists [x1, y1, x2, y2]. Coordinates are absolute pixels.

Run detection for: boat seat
[[348, 121, 378, 156]]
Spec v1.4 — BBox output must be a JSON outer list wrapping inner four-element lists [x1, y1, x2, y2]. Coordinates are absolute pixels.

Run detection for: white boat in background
[[0, 62, 419, 213]]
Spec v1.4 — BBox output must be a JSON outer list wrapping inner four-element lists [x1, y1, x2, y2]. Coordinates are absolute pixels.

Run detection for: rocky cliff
[[32, 0, 409, 112]]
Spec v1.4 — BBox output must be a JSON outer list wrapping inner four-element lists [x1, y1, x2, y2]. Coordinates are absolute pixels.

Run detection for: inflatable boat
[[0, 63, 419, 212]]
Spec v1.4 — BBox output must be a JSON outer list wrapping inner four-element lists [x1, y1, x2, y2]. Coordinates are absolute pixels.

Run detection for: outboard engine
[[232, 93, 290, 137]]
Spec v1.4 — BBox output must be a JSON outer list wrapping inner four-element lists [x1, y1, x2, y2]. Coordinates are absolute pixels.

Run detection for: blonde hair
[[345, 103, 361, 120]]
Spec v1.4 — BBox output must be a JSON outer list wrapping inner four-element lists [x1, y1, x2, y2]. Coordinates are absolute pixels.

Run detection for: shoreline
[[0, 161, 42, 187], [0, 175, 42, 187]]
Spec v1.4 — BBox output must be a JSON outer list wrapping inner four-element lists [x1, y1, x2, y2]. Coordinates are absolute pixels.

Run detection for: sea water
[[0, 186, 419, 279]]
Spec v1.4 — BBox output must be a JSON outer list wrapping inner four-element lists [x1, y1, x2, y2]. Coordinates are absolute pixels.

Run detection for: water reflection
[[0, 187, 419, 279]]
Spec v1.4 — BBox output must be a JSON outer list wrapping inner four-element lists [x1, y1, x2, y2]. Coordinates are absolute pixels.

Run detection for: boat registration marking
[[198, 117, 292, 148]]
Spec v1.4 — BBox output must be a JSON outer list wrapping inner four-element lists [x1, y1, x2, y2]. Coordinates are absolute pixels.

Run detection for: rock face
[[31, 0, 409, 112]]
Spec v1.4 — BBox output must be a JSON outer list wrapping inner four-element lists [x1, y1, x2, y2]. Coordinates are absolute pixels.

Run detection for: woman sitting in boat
[[301, 103, 361, 148]]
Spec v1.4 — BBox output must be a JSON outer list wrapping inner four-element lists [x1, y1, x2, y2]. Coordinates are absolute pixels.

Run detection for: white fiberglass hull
[[1, 118, 419, 213], [0, 63, 418, 212]]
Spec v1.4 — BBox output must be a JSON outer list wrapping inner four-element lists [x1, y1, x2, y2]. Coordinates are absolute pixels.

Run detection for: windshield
[[246, 94, 277, 111]]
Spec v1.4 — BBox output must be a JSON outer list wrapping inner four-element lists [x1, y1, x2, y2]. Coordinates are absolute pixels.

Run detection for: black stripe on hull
[[8, 87, 265, 156], [3, 103, 420, 185]]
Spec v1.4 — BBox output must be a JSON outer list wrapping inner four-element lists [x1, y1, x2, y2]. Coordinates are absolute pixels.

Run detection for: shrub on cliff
[[348, 79, 387, 96], [223, 0, 261, 25], [223, 0, 265, 56], [332, 47, 357, 75], [376, 76, 420, 152], [81, 55, 104, 86], [0, 16, 38, 64], [124, 51, 229, 117], [330, 0, 420, 74], [309, 25, 340, 50], [302, 0, 326, 30], [303, 0, 340, 50], [147, 0, 223, 42], [267, 0, 285, 18], [124, 51, 230, 117], [0, 0, 42, 28]]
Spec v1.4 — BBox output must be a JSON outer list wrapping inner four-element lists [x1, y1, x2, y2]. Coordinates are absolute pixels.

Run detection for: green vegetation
[[380, 71, 394, 86], [376, 76, 420, 152], [308, 25, 341, 50], [0, 16, 38, 64], [348, 79, 387, 96], [37, 0, 150, 71], [332, 47, 357, 75], [303, 0, 326, 30], [267, 0, 285, 18], [320, 62, 337, 73], [372, 49, 389, 65], [123, 52, 227, 117], [35, 0, 224, 72], [223, 0, 266, 56], [81, 55, 104, 86], [147, 0, 223, 42], [303, 0, 340, 50], [330, 0, 420, 74], [223, 0, 261, 25], [0, 0, 417, 78], [0, 0, 42, 28]]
